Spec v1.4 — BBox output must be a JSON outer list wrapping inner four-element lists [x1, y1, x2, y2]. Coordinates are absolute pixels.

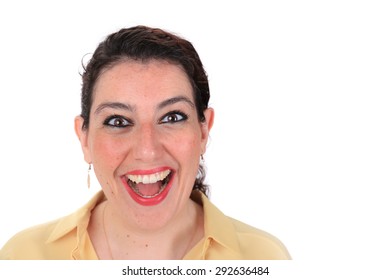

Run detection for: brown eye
[[167, 115, 179, 122], [160, 111, 188, 124], [104, 115, 132, 127], [113, 119, 123, 126]]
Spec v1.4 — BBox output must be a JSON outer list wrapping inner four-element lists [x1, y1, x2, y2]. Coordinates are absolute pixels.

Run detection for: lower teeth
[[128, 177, 169, 198]]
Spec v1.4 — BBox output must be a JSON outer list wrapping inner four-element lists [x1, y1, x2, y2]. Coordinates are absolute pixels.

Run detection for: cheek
[[171, 132, 201, 165], [89, 134, 129, 172]]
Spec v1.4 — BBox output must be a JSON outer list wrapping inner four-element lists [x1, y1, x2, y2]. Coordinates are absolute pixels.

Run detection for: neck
[[103, 199, 204, 259]]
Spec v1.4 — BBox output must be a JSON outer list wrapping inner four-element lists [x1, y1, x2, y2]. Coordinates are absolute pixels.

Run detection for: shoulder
[[0, 191, 105, 260], [0, 219, 71, 260], [193, 191, 291, 260], [228, 217, 291, 260]]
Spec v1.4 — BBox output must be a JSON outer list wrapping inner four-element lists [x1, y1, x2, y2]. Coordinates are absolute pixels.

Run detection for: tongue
[[136, 182, 161, 196]]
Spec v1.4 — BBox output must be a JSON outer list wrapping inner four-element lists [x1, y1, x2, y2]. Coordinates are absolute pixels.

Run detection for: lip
[[125, 166, 172, 176], [121, 167, 174, 206]]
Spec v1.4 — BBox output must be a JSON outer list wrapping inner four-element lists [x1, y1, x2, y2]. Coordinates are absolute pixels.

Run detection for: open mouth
[[126, 169, 173, 199]]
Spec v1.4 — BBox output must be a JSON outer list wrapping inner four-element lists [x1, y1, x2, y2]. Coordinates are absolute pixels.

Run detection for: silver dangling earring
[[87, 163, 92, 189], [201, 154, 204, 163]]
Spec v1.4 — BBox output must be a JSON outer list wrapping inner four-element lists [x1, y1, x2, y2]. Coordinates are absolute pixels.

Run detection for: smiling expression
[[75, 59, 213, 229]]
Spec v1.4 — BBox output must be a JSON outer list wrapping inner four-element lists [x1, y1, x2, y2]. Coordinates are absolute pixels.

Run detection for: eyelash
[[159, 111, 188, 124], [103, 111, 188, 128], [103, 115, 132, 128]]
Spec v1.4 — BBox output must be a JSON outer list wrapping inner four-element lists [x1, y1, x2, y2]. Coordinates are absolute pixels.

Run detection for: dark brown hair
[[80, 25, 210, 195]]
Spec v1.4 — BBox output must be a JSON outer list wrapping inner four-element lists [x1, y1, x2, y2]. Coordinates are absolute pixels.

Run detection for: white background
[[0, 0, 389, 275]]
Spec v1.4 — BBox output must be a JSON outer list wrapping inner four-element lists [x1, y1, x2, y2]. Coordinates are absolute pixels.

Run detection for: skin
[[74, 59, 214, 259]]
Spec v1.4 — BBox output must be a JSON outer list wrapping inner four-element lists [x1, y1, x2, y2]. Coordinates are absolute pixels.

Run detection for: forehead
[[93, 59, 193, 104]]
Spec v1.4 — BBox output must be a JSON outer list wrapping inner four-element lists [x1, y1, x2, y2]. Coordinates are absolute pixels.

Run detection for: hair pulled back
[[80, 25, 210, 195]]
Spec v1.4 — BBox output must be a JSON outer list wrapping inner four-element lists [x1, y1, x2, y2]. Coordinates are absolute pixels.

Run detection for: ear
[[200, 108, 214, 154], [74, 116, 92, 164]]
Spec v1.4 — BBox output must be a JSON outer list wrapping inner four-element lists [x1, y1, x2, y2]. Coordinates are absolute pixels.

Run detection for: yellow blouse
[[0, 191, 291, 260]]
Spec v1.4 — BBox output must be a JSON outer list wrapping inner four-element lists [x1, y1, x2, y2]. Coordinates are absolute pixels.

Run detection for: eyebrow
[[94, 96, 195, 115], [157, 96, 195, 110], [94, 102, 133, 115]]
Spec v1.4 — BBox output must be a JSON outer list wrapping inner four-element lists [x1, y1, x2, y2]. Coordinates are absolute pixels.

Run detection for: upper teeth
[[127, 170, 171, 184]]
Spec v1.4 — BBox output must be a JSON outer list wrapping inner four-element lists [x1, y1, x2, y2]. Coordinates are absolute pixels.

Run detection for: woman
[[0, 25, 290, 260]]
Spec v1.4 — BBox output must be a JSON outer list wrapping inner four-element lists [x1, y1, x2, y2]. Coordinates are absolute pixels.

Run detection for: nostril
[[132, 126, 162, 161]]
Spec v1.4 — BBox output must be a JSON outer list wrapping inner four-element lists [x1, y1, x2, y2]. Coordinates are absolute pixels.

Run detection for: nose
[[132, 124, 162, 162]]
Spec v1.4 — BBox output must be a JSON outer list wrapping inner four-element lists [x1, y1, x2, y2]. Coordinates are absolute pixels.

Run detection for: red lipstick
[[121, 167, 174, 206]]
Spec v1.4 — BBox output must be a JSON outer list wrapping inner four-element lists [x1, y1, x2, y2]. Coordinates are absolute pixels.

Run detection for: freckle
[[145, 244, 148, 248], [126, 234, 130, 238]]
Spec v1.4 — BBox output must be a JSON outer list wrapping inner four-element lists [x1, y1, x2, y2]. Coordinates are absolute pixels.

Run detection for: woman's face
[[75, 60, 213, 230]]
